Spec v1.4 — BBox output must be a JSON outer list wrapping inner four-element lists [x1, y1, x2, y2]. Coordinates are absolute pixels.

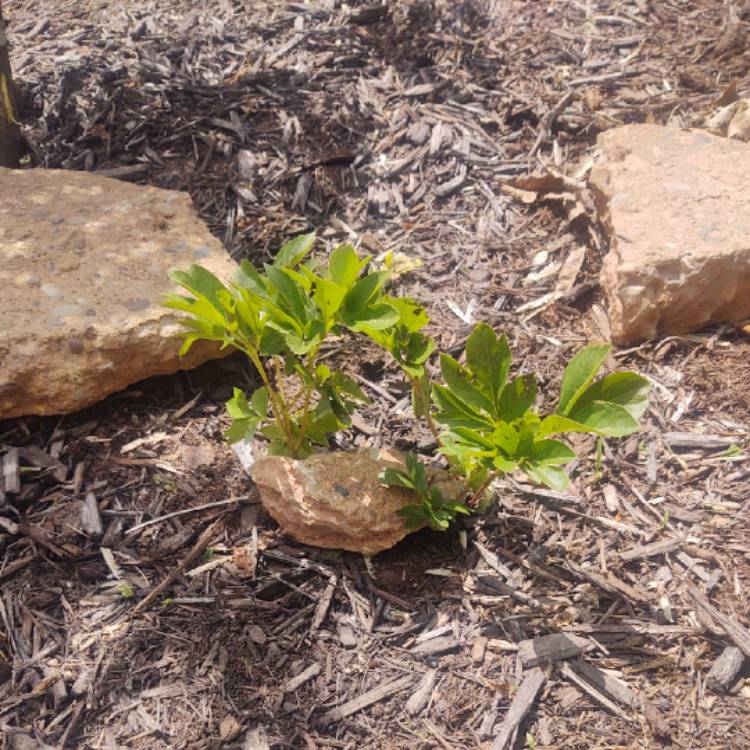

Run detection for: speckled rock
[[590, 125, 750, 344], [0, 167, 238, 418], [249, 448, 466, 554]]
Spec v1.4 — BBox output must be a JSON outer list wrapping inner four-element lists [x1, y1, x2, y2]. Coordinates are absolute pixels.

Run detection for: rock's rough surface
[[590, 124, 750, 344], [249, 448, 465, 554], [0, 167, 238, 418]]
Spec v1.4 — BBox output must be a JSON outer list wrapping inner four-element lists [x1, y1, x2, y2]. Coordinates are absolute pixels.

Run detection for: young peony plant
[[164, 234, 651, 531], [164, 233, 433, 459]]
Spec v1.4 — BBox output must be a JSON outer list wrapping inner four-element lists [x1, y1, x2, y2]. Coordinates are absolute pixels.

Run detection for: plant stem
[[290, 350, 319, 457], [235, 342, 294, 447], [409, 375, 441, 443], [467, 469, 502, 507]]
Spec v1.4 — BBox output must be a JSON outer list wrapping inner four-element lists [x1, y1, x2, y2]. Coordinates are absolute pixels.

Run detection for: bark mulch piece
[[2, 0, 750, 748]]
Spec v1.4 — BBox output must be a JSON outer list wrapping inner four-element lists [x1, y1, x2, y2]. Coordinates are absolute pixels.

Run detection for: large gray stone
[[0, 167, 237, 418], [590, 124, 750, 344]]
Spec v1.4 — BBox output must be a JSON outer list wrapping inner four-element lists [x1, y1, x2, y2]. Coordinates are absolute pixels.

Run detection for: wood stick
[[688, 587, 750, 657], [491, 668, 546, 750], [130, 519, 222, 616], [317, 675, 412, 725]]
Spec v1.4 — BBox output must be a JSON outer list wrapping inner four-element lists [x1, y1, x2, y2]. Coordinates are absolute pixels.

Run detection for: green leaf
[[440, 354, 494, 414], [465, 323, 511, 413], [224, 417, 259, 444], [259, 328, 286, 356], [265, 266, 310, 325], [537, 414, 596, 438], [305, 400, 343, 444], [328, 243, 368, 288], [383, 296, 430, 332], [405, 452, 429, 496], [570, 372, 651, 420], [529, 439, 576, 465], [313, 277, 347, 322], [380, 468, 415, 490], [397, 504, 429, 530], [490, 421, 521, 455], [169, 265, 228, 308], [493, 455, 518, 473], [523, 461, 570, 491], [566, 400, 641, 437], [404, 332, 435, 366], [226, 387, 252, 420], [450, 426, 496, 452], [411, 372, 432, 418], [557, 343, 611, 416], [433, 384, 495, 430], [329, 371, 368, 403], [232, 260, 268, 296], [346, 302, 400, 331], [341, 271, 390, 319], [250, 386, 269, 417], [274, 232, 315, 268], [498, 374, 537, 421]]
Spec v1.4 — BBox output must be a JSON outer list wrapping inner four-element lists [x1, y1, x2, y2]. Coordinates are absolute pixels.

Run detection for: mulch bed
[[2, 1, 750, 748]]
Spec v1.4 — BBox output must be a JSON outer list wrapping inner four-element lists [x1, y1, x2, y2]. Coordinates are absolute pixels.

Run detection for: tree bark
[[0, 5, 22, 168]]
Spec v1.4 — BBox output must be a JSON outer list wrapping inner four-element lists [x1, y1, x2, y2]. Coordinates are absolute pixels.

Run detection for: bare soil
[[2, 2, 750, 749]]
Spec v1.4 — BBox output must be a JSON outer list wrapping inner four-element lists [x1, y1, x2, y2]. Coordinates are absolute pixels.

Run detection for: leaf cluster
[[431, 324, 650, 492], [164, 234, 433, 458], [381, 453, 470, 531], [165, 233, 651, 531]]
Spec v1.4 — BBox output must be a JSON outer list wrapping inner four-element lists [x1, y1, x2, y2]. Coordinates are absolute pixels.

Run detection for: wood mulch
[[2, 1, 750, 748]]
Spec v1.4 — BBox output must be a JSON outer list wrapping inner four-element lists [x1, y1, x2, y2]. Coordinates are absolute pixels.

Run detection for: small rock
[[590, 124, 750, 344], [248, 448, 465, 555], [0, 167, 237, 419]]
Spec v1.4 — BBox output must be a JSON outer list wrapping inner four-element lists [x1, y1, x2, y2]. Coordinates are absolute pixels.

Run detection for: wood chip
[[472, 636, 488, 665], [518, 633, 592, 668], [411, 635, 460, 656], [664, 432, 738, 450], [2, 448, 20, 494], [491, 668, 547, 750], [317, 674, 412, 725], [619, 537, 680, 562], [689, 586, 750, 657], [567, 659, 639, 708], [282, 663, 321, 694], [405, 668, 437, 716], [81, 492, 104, 537], [706, 646, 746, 692], [558, 661, 635, 722]]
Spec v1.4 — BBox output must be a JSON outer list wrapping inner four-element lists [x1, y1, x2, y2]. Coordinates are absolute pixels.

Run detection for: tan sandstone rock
[[0, 167, 238, 418], [249, 448, 466, 555], [589, 124, 750, 344]]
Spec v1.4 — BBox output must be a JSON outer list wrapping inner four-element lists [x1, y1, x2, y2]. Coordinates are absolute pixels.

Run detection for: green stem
[[235, 342, 294, 448], [467, 469, 502, 508], [409, 375, 441, 443], [290, 350, 319, 457]]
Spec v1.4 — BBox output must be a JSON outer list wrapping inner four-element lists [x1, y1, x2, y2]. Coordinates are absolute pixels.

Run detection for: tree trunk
[[0, 6, 22, 168]]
